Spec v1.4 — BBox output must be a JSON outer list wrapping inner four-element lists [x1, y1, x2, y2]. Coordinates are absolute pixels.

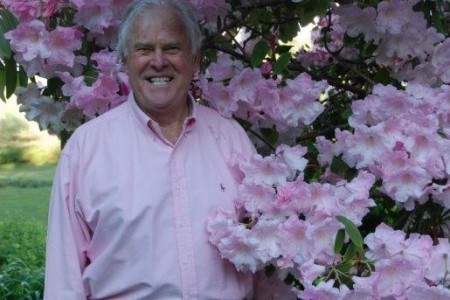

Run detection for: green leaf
[[330, 155, 348, 175], [336, 215, 364, 250], [260, 127, 278, 146], [276, 45, 293, 54], [334, 229, 345, 254], [343, 33, 360, 48], [278, 21, 300, 43], [272, 52, 291, 75], [18, 66, 27, 87], [0, 64, 6, 102], [251, 40, 270, 67], [373, 68, 394, 85], [336, 261, 353, 273], [343, 242, 357, 261], [5, 56, 17, 99], [296, 0, 331, 27], [43, 77, 64, 97], [0, 8, 19, 59]]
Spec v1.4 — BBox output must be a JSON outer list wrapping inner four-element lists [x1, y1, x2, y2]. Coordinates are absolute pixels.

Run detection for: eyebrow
[[132, 42, 154, 49], [132, 40, 182, 49]]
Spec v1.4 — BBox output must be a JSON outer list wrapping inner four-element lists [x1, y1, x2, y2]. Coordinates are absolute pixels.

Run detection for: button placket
[[170, 147, 198, 299]]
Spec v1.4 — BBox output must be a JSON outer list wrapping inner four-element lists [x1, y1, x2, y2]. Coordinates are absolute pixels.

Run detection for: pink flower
[[20, 95, 66, 133], [42, 0, 60, 18], [251, 218, 283, 260], [298, 260, 326, 285], [303, 183, 341, 220], [199, 78, 237, 118], [237, 182, 276, 217], [240, 153, 290, 186], [73, 0, 113, 34], [376, 0, 415, 35], [188, 0, 231, 25], [297, 280, 350, 300], [2, 0, 40, 22], [365, 223, 405, 260], [207, 209, 238, 245], [47, 26, 83, 67], [380, 151, 432, 206], [5, 20, 51, 61], [315, 136, 339, 167], [401, 233, 433, 266], [260, 62, 272, 75], [371, 257, 423, 298], [276, 144, 308, 176], [343, 124, 393, 169], [431, 183, 450, 209], [229, 68, 262, 104], [279, 73, 327, 126], [425, 238, 450, 285], [216, 226, 265, 272], [14, 82, 41, 106], [206, 53, 242, 82], [305, 217, 340, 261], [335, 171, 376, 225], [66, 75, 125, 119], [252, 79, 280, 126], [431, 38, 450, 83], [57, 72, 86, 97], [334, 4, 378, 42], [91, 49, 123, 75], [405, 283, 450, 300], [277, 215, 311, 266]]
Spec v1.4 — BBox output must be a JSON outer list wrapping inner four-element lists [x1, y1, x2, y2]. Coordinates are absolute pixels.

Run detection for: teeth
[[149, 77, 171, 85]]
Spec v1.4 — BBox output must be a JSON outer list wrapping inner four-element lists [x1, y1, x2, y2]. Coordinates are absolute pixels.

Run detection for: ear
[[192, 53, 200, 74], [122, 57, 129, 74]]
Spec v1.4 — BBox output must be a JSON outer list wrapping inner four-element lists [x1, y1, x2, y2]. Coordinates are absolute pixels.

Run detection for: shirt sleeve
[[44, 143, 91, 300]]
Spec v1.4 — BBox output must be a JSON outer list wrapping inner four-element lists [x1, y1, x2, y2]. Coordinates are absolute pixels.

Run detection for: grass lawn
[[0, 163, 55, 299], [0, 164, 55, 224], [0, 187, 51, 224]]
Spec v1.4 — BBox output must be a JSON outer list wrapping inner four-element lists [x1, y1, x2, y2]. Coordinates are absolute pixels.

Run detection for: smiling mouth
[[146, 76, 173, 86]]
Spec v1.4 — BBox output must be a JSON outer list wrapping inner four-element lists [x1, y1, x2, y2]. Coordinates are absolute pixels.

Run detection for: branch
[[237, 0, 289, 10]]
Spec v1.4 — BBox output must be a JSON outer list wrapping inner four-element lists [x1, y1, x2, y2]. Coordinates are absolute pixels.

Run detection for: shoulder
[[194, 102, 256, 157], [195, 103, 245, 133], [62, 101, 131, 154]]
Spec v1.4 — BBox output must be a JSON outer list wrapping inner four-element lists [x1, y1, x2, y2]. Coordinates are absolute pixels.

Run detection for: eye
[[165, 45, 181, 54], [137, 47, 152, 53]]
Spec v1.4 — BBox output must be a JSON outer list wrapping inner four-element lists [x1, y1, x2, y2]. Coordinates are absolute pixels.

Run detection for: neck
[[151, 101, 190, 145]]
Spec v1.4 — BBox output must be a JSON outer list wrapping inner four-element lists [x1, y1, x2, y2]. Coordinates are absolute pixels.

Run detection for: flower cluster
[[316, 82, 450, 211], [299, 224, 450, 299], [198, 53, 328, 132], [300, 0, 450, 85], [208, 142, 450, 298], [208, 144, 376, 296]]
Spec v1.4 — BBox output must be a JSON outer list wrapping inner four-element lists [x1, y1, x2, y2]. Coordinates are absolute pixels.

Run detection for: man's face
[[124, 7, 199, 120]]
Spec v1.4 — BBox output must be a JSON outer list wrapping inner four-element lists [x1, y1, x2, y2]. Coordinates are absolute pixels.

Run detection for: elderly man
[[44, 0, 256, 299]]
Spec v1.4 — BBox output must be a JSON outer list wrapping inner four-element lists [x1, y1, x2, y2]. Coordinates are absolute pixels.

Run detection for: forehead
[[130, 7, 190, 44]]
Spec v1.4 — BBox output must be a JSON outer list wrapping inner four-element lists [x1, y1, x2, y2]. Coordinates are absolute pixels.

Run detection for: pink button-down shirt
[[44, 94, 256, 300]]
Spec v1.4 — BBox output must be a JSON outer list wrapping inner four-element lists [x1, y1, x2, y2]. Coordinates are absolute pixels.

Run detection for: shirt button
[[183, 258, 191, 265], [175, 184, 181, 190], [179, 221, 186, 227]]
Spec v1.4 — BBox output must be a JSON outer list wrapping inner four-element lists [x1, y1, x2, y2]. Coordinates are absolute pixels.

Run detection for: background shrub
[[0, 221, 46, 300]]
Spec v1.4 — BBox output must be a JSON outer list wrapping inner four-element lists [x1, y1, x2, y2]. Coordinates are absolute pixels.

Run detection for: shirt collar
[[128, 92, 197, 134]]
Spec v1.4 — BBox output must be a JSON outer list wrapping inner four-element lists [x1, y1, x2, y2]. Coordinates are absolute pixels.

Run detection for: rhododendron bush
[[1, 0, 450, 298]]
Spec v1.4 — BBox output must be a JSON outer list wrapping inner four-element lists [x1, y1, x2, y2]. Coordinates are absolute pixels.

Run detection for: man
[[44, 0, 256, 299]]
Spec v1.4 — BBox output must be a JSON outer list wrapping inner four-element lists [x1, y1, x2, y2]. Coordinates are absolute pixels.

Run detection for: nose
[[150, 49, 166, 70]]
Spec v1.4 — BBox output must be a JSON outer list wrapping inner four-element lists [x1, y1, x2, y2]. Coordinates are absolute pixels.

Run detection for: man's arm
[[44, 149, 90, 300]]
